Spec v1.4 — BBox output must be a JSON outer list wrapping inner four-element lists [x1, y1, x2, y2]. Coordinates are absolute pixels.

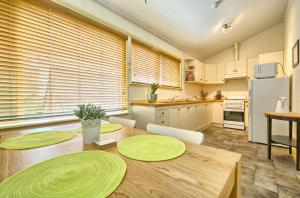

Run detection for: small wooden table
[[264, 112, 300, 170], [0, 122, 241, 198]]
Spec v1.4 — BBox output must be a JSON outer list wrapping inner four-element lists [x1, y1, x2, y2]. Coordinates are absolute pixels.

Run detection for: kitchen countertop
[[130, 99, 224, 107]]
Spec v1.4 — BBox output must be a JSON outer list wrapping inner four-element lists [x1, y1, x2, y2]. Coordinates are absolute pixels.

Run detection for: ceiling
[[95, 0, 287, 60]]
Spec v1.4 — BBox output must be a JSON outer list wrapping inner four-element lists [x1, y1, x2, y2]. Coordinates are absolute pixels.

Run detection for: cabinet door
[[199, 61, 205, 83], [212, 102, 224, 124], [204, 64, 217, 84], [225, 62, 236, 75], [245, 102, 249, 128], [179, 106, 189, 129], [259, 51, 284, 77], [169, 107, 180, 128], [247, 57, 259, 79], [216, 63, 225, 83], [236, 60, 247, 74]]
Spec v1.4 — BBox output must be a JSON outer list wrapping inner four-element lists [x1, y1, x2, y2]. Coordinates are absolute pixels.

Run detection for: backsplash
[[203, 79, 248, 99]]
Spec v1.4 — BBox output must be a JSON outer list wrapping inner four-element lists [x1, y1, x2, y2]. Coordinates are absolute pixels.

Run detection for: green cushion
[[0, 151, 126, 198], [0, 131, 76, 150], [117, 135, 186, 161]]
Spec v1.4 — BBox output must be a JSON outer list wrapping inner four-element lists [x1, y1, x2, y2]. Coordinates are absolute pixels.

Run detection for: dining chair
[[108, 116, 136, 128], [146, 124, 204, 145]]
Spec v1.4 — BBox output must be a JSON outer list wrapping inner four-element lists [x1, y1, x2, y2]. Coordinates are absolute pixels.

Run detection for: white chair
[[146, 124, 204, 145], [108, 116, 136, 128]]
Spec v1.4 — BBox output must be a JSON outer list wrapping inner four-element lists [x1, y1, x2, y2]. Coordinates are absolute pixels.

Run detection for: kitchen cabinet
[[168, 107, 180, 128], [247, 57, 259, 79], [185, 59, 205, 83], [245, 102, 249, 128], [204, 64, 217, 84], [212, 102, 223, 126], [203, 103, 213, 127], [259, 51, 284, 78], [225, 60, 247, 79], [216, 63, 225, 83], [132, 102, 215, 131]]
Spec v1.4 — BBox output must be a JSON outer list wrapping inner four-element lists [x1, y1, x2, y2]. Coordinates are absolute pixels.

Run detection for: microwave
[[254, 62, 278, 79]]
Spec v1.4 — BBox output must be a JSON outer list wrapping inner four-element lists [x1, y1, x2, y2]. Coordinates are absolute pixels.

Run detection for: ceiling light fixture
[[222, 23, 232, 33], [212, 0, 223, 9]]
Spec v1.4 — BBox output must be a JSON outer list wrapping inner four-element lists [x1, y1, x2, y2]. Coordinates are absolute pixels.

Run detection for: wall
[[204, 23, 284, 98], [53, 0, 201, 102], [283, 0, 300, 146]]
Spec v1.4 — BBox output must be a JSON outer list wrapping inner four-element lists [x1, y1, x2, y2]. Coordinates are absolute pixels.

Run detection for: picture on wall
[[292, 39, 299, 68]]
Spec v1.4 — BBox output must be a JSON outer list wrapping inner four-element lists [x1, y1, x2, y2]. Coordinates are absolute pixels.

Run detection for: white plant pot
[[81, 119, 101, 144]]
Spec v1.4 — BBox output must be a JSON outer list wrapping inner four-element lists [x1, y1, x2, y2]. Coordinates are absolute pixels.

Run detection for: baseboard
[[211, 123, 223, 128]]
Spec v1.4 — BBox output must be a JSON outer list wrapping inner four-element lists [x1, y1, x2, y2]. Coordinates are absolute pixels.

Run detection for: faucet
[[169, 96, 180, 103], [191, 96, 198, 101]]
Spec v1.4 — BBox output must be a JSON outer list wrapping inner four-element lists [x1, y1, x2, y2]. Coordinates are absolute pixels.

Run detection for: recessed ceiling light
[[212, 0, 223, 9], [222, 23, 232, 33]]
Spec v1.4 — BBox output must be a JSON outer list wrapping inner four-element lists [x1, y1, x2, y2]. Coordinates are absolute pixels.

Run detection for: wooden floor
[[202, 127, 300, 198]]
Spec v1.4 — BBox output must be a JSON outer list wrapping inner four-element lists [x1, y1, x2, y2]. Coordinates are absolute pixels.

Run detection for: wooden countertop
[[131, 99, 224, 107], [0, 123, 241, 198], [264, 111, 300, 119]]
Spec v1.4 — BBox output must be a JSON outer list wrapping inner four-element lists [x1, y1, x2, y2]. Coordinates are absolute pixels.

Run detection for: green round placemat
[[117, 135, 186, 161], [0, 151, 126, 198], [76, 123, 122, 134], [101, 123, 122, 133], [0, 131, 77, 150]]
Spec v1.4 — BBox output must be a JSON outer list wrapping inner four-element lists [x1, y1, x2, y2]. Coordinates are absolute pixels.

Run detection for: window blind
[[131, 41, 181, 88], [0, 0, 127, 121]]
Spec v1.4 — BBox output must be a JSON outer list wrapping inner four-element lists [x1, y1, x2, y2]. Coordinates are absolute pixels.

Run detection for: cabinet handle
[[161, 121, 165, 124], [161, 112, 165, 115], [187, 107, 190, 109]]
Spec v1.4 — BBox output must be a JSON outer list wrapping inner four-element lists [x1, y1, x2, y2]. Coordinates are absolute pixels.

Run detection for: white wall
[[204, 23, 284, 98], [53, 0, 200, 102], [284, 0, 300, 115]]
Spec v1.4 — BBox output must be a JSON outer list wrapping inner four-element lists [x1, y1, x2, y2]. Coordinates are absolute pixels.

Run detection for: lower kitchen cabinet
[[168, 106, 181, 128], [132, 103, 215, 131], [212, 102, 224, 126]]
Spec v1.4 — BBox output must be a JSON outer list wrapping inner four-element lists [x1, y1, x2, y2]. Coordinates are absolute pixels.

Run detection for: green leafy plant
[[148, 83, 160, 94], [74, 103, 106, 120]]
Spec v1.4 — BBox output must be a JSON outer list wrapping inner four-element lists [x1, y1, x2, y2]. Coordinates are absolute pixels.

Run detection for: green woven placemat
[[0, 151, 126, 198], [77, 123, 122, 133], [117, 135, 186, 161], [0, 131, 77, 150]]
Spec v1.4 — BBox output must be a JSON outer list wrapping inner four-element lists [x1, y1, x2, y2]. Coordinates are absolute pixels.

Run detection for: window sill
[[0, 111, 129, 130]]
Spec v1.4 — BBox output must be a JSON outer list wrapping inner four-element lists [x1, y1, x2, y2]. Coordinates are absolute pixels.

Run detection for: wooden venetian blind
[[0, 0, 127, 121], [131, 41, 181, 88]]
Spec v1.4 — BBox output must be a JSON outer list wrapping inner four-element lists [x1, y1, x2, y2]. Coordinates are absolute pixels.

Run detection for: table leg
[[289, 121, 293, 154], [267, 116, 272, 160], [297, 121, 300, 171]]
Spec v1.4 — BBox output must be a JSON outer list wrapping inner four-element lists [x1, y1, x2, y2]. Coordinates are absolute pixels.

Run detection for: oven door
[[224, 109, 244, 123]]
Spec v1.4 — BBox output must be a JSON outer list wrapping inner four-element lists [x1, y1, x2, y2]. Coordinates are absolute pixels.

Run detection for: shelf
[[184, 81, 204, 85], [271, 135, 296, 147]]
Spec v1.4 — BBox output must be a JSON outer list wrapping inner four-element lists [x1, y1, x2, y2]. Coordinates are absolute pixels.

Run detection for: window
[[0, 0, 127, 121], [131, 40, 181, 88]]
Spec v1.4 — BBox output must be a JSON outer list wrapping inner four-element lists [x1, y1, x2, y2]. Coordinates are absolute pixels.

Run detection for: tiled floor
[[202, 127, 300, 198]]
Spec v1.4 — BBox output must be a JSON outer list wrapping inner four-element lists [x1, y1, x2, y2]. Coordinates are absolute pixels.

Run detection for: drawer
[[156, 109, 169, 117], [155, 117, 168, 126]]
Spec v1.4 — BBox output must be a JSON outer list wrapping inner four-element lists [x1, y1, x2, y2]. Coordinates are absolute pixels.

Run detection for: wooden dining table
[[0, 121, 241, 198]]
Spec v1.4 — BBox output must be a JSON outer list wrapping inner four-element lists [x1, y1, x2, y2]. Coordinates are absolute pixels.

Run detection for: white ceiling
[[95, 0, 287, 60]]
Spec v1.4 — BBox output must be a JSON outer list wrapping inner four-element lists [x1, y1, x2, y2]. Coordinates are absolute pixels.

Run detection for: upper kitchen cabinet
[[216, 63, 225, 83], [204, 64, 217, 84], [258, 51, 284, 78], [247, 57, 259, 79], [184, 59, 205, 83], [204, 63, 225, 84], [225, 60, 247, 79]]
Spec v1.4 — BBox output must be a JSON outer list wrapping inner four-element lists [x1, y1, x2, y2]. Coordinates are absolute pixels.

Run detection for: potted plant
[[74, 104, 106, 144], [147, 83, 160, 103]]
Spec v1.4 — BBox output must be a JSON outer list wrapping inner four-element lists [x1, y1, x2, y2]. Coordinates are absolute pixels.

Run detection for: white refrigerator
[[248, 78, 289, 144]]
